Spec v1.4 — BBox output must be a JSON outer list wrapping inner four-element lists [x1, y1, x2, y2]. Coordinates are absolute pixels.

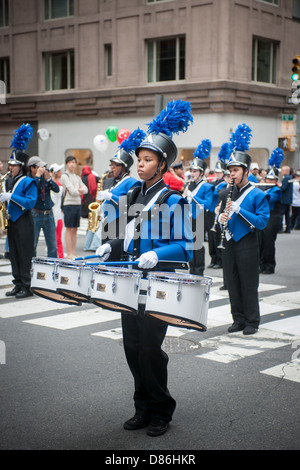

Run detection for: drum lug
[[112, 274, 117, 293], [176, 282, 182, 301], [147, 278, 151, 296]]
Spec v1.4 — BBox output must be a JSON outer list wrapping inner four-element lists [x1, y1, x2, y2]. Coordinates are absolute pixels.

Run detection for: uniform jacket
[[265, 185, 282, 212], [8, 175, 37, 222], [108, 179, 193, 263], [187, 179, 215, 217], [103, 175, 141, 224], [220, 183, 270, 242]]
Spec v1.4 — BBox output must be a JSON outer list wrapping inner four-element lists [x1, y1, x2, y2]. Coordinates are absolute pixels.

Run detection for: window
[[0, 0, 8, 27], [255, 0, 279, 5], [45, 51, 74, 91], [105, 44, 112, 77], [147, 36, 185, 83], [44, 0, 74, 20], [252, 38, 278, 84], [0, 57, 10, 93]]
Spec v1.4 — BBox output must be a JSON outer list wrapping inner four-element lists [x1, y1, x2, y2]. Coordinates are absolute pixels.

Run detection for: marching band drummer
[[218, 149, 270, 335], [96, 100, 193, 437]]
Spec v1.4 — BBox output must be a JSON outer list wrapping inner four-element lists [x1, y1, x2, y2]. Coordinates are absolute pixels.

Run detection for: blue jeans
[[32, 210, 58, 258]]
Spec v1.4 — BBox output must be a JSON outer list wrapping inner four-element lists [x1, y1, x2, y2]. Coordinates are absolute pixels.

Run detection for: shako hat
[[136, 100, 193, 168], [111, 128, 146, 170]]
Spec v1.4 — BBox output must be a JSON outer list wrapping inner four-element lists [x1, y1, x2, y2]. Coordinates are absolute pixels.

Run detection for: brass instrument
[[218, 179, 235, 250], [210, 201, 222, 232], [88, 171, 109, 233], [0, 172, 10, 231]]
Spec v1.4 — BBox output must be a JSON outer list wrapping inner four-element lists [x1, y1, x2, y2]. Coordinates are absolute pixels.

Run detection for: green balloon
[[106, 126, 119, 142]]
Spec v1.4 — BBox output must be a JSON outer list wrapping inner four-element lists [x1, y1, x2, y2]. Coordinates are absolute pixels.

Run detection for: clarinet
[[217, 179, 235, 249]]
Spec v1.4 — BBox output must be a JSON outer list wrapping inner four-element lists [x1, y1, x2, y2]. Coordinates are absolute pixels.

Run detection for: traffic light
[[291, 55, 300, 81]]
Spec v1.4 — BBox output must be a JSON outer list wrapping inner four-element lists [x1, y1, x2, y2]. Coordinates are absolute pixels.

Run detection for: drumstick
[[81, 260, 189, 270]]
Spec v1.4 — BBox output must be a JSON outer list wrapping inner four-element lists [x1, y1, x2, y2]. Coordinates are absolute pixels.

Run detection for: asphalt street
[[0, 222, 299, 454]]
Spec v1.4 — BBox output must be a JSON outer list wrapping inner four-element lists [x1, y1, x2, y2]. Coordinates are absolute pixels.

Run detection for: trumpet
[[0, 172, 10, 231], [88, 171, 109, 233], [218, 179, 234, 250]]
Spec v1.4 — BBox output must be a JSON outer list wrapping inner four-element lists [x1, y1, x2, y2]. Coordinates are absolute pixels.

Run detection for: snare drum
[[90, 266, 142, 314], [145, 272, 212, 331], [30, 257, 81, 305], [56, 260, 93, 303]]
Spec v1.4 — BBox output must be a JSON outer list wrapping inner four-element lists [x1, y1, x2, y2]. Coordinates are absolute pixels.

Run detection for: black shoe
[[213, 264, 222, 269], [5, 286, 21, 297], [262, 269, 274, 274], [207, 262, 215, 268], [243, 326, 258, 335], [228, 323, 245, 333], [219, 285, 227, 291], [123, 414, 150, 430], [15, 288, 33, 299], [147, 419, 169, 437]]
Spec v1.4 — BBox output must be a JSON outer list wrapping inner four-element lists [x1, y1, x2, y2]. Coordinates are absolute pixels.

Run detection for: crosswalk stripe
[[196, 329, 298, 364], [23, 308, 121, 330], [0, 296, 73, 318], [260, 361, 300, 383]]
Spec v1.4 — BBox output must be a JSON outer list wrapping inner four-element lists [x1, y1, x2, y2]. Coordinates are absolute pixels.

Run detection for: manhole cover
[[163, 337, 201, 354], [119, 337, 201, 353]]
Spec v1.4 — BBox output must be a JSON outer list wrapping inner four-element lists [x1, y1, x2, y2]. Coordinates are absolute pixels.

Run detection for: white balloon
[[93, 134, 108, 152]]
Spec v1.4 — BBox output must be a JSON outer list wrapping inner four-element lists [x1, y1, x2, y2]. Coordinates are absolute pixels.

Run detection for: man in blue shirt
[[28, 156, 59, 258]]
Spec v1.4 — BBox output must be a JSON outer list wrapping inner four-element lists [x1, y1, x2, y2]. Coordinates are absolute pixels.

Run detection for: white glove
[[97, 190, 112, 201], [186, 190, 192, 204], [0, 192, 11, 203], [230, 201, 240, 214], [136, 251, 158, 269], [96, 243, 111, 261]]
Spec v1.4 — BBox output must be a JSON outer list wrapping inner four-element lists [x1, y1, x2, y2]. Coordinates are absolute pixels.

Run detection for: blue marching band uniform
[[1, 114, 286, 435]]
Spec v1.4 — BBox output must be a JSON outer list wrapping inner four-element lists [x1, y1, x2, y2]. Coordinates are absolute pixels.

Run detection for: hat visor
[[135, 142, 165, 159], [110, 156, 126, 166]]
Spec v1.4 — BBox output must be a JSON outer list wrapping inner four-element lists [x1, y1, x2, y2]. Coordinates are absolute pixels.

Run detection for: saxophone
[[0, 172, 10, 231], [88, 171, 109, 233]]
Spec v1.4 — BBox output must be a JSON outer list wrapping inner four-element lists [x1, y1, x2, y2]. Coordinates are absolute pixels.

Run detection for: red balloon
[[117, 128, 130, 144]]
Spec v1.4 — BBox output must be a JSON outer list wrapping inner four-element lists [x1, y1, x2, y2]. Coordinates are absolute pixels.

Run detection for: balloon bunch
[[93, 126, 131, 152]]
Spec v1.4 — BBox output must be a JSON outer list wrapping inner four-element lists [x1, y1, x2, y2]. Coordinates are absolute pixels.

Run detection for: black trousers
[[222, 231, 260, 328], [259, 213, 281, 272], [7, 211, 34, 290], [121, 306, 176, 423]]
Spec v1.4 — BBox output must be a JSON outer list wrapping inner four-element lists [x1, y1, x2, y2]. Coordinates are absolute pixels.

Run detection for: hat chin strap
[[146, 158, 164, 182]]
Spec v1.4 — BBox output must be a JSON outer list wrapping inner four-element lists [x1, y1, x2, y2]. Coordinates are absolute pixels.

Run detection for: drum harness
[[124, 186, 184, 305]]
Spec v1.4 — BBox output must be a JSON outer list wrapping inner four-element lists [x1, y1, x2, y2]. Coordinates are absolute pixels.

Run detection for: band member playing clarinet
[[218, 125, 270, 335], [96, 101, 193, 436]]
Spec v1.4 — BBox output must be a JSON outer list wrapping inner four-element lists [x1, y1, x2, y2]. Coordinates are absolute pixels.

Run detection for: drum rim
[[90, 297, 137, 314], [92, 266, 142, 278], [145, 309, 207, 332], [147, 271, 213, 285], [30, 287, 82, 305], [56, 288, 91, 302]]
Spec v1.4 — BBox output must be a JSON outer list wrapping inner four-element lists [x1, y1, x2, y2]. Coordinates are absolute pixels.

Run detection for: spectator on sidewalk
[[61, 156, 88, 260]]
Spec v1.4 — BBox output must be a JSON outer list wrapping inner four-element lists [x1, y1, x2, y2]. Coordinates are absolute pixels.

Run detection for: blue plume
[[10, 123, 33, 151], [147, 100, 193, 137], [218, 142, 231, 162], [268, 147, 285, 168], [193, 139, 212, 160], [119, 127, 146, 154], [230, 124, 252, 152]]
